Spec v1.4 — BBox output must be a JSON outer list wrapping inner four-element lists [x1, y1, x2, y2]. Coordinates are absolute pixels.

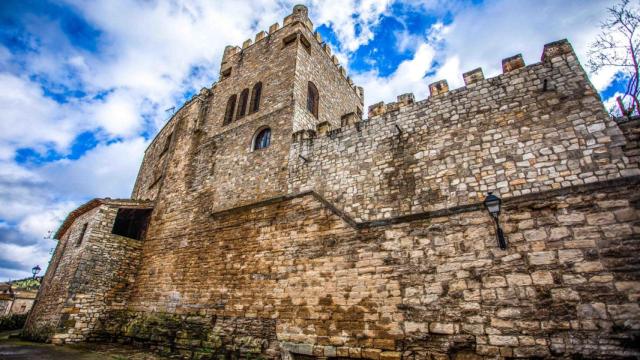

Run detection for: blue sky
[[0, 0, 627, 280]]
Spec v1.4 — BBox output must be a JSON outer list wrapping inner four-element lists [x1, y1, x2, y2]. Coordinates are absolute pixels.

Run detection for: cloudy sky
[[0, 0, 628, 280]]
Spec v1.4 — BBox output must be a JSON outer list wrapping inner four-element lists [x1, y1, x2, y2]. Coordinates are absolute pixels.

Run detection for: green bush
[[0, 313, 28, 331]]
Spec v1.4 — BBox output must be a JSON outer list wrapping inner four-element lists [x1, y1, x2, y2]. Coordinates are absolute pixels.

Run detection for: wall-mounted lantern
[[484, 192, 507, 250], [32, 265, 41, 279]]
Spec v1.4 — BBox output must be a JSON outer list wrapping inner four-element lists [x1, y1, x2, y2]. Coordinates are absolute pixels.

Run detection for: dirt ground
[[0, 331, 165, 360]]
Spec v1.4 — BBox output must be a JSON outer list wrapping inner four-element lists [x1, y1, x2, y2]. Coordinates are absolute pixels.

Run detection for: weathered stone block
[[528, 251, 556, 265]]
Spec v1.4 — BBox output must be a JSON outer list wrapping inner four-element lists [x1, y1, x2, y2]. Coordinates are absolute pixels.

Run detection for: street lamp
[[32, 265, 41, 279], [484, 192, 507, 250]]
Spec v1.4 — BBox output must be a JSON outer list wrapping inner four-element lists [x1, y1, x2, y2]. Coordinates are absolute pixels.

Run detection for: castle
[[24, 5, 640, 359]]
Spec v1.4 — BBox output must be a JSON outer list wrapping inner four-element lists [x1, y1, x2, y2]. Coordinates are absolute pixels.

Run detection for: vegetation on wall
[[0, 313, 28, 331]]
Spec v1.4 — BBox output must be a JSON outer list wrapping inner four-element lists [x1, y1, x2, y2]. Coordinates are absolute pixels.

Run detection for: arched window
[[250, 82, 262, 114], [223, 94, 236, 125], [253, 127, 271, 150], [236, 88, 249, 119], [307, 81, 319, 118]]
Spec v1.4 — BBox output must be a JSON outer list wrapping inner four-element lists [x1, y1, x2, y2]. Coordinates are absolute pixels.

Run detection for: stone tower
[[131, 4, 363, 212]]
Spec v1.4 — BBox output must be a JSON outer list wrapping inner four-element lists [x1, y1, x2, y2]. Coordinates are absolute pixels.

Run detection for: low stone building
[[1, 283, 37, 316], [25, 5, 640, 359]]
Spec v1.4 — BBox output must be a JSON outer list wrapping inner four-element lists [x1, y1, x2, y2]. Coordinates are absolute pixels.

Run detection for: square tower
[[131, 5, 364, 212]]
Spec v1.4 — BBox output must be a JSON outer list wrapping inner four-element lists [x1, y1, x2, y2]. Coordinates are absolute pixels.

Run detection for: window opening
[[76, 223, 88, 247], [223, 94, 237, 125], [253, 128, 271, 150], [237, 88, 249, 119], [250, 82, 262, 114], [307, 81, 319, 118], [111, 208, 153, 240]]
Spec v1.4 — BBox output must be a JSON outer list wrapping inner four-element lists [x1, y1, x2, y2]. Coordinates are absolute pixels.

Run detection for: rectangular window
[[282, 33, 298, 47], [76, 223, 88, 247], [111, 208, 153, 240]]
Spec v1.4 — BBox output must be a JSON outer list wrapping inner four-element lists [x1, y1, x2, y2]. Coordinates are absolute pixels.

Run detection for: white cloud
[[42, 137, 148, 198], [354, 42, 436, 108], [0, 73, 84, 159], [353, 0, 621, 111], [311, 0, 392, 52], [91, 90, 141, 137], [428, 0, 614, 89]]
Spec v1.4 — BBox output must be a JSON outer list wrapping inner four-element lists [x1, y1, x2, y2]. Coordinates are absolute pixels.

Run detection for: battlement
[[292, 39, 577, 141], [218, 5, 362, 99], [288, 37, 635, 223], [366, 39, 575, 118]]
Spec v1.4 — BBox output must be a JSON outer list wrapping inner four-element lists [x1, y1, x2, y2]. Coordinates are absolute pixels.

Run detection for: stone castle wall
[[23, 5, 640, 359], [289, 42, 638, 223], [97, 178, 639, 359]]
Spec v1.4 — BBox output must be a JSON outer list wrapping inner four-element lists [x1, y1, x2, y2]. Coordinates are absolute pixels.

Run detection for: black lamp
[[484, 192, 507, 250], [32, 265, 41, 279]]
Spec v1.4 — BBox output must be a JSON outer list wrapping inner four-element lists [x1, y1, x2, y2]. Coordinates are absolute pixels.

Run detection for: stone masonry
[[25, 5, 640, 359]]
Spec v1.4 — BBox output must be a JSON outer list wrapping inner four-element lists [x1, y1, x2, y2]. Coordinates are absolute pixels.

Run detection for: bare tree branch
[[589, 0, 640, 116]]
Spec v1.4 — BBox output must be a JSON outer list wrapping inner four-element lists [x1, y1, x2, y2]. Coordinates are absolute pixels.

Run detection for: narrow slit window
[[307, 81, 319, 119], [223, 94, 237, 125], [253, 128, 271, 150], [76, 223, 88, 247], [111, 208, 153, 240], [250, 82, 262, 114], [236, 88, 249, 119], [160, 132, 172, 156]]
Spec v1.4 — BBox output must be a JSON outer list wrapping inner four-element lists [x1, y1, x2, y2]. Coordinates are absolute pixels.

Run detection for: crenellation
[[268, 22, 279, 34], [255, 30, 267, 43], [429, 79, 449, 96], [283, 4, 313, 30], [502, 53, 525, 73], [292, 129, 317, 143], [463, 67, 484, 85], [368, 101, 385, 118], [397, 93, 415, 106], [242, 38, 252, 49], [542, 38, 574, 62], [340, 112, 359, 127], [316, 121, 331, 136], [323, 43, 331, 55]]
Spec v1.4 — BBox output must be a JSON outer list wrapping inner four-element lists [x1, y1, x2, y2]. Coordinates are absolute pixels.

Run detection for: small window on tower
[[253, 127, 271, 151], [76, 223, 88, 247], [250, 82, 262, 114], [111, 208, 153, 241], [160, 132, 172, 156], [236, 88, 249, 119], [307, 81, 319, 119], [223, 94, 237, 125], [283, 33, 298, 47]]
